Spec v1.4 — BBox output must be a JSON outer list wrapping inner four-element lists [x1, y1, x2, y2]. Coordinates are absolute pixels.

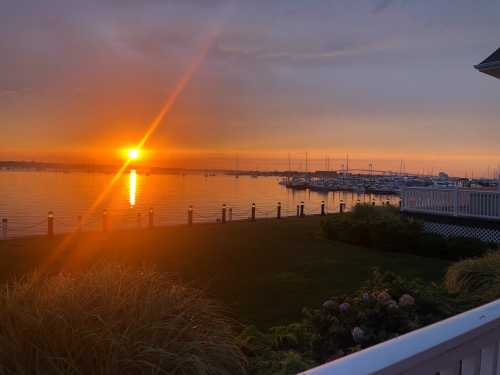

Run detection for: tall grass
[[0, 264, 246, 375], [444, 251, 500, 300]]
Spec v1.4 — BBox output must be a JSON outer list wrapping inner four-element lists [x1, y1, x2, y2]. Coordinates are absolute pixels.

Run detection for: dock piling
[[339, 201, 345, 213], [188, 206, 193, 226], [251, 203, 256, 221], [277, 202, 281, 219], [148, 208, 154, 229], [77, 215, 82, 233], [102, 210, 108, 232], [2, 218, 7, 239], [222, 204, 227, 224], [321, 201, 326, 216], [300, 201, 305, 217], [48, 211, 54, 237]]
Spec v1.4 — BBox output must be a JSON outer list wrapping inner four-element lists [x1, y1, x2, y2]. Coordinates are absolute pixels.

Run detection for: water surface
[[0, 171, 399, 238]]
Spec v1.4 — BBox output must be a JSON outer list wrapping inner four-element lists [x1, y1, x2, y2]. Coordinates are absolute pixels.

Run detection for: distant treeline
[[0, 160, 321, 177]]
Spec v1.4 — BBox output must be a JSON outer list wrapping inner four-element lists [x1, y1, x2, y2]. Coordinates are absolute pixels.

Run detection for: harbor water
[[0, 170, 400, 238]]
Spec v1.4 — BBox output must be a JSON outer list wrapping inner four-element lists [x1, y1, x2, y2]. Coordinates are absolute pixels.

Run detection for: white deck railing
[[401, 187, 500, 221], [300, 299, 500, 375]]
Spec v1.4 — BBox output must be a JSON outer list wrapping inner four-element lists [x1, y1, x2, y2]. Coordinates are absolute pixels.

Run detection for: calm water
[[0, 171, 399, 238]]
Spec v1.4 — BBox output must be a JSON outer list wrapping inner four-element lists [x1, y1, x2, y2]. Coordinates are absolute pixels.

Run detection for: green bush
[[0, 264, 246, 375], [445, 251, 500, 302], [444, 237, 489, 259], [321, 204, 422, 252], [322, 204, 489, 260], [241, 269, 457, 374]]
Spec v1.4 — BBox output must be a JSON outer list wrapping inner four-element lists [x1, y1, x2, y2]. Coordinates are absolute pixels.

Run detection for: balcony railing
[[300, 299, 500, 375], [401, 187, 500, 221]]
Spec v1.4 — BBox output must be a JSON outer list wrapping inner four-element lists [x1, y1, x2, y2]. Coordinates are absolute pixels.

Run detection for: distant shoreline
[[0, 160, 293, 177]]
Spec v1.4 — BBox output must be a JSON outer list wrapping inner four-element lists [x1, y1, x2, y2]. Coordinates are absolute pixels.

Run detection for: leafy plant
[[242, 269, 456, 374], [321, 204, 490, 260], [445, 251, 500, 302], [0, 264, 246, 375]]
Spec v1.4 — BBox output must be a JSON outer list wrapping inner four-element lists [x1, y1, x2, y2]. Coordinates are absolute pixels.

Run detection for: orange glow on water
[[129, 169, 137, 207]]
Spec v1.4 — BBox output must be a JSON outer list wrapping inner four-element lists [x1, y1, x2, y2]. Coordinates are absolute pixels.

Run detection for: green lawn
[[0, 215, 449, 328]]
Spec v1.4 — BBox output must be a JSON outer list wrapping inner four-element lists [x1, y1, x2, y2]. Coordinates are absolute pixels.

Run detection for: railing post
[[48, 211, 54, 237], [77, 215, 82, 233], [251, 203, 256, 221], [188, 205, 193, 226], [222, 204, 227, 224], [400, 189, 405, 210], [2, 218, 7, 240], [340, 200, 345, 213], [277, 202, 281, 219], [148, 208, 154, 229], [300, 201, 305, 217], [321, 201, 325, 216], [102, 209, 108, 232], [453, 188, 459, 217]]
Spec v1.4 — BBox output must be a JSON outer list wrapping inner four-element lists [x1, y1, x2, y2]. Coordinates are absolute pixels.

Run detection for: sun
[[128, 148, 140, 160]]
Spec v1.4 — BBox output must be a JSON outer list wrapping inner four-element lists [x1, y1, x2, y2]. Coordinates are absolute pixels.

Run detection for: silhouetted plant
[[321, 204, 489, 260], [240, 269, 456, 375], [445, 251, 500, 302], [0, 264, 246, 375]]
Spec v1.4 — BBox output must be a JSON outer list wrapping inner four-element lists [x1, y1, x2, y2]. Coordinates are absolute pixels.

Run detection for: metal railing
[[0, 200, 337, 240], [401, 187, 500, 221], [301, 298, 500, 375]]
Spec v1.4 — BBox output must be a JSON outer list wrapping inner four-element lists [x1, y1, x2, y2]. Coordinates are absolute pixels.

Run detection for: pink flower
[[351, 327, 365, 343], [377, 291, 392, 304], [361, 293, 370, 303], [339, 302, 350, 312], [386, 299, 399, 309], [323, 300, 336, 310], [399, 294, 415, 306]]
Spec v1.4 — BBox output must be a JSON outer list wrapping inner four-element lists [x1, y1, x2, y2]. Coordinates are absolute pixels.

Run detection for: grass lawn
[[0, 215, 449, 328]]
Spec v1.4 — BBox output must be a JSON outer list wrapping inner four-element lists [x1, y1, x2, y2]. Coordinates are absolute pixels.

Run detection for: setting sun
[[128, 148, 139, 160]]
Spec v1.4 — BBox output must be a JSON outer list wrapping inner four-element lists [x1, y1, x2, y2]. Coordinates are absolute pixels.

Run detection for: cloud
[[213, 39, 400, 65], [0, 89, 18, 99], [372, 0, 395, 14]]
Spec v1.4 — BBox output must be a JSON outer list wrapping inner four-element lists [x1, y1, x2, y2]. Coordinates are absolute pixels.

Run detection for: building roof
[[475, 48, 500, 79]]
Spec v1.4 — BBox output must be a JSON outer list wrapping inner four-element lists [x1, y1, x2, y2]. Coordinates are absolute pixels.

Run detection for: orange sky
[[0, 0, 499, 177]]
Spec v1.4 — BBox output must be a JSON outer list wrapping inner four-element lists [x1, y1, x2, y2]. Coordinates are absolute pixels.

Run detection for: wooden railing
[[401, 187, 500, 221], [300, 299, 500, 375]]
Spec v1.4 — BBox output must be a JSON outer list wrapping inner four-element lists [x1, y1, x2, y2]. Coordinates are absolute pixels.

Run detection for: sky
[[0, 0, 499, 176]]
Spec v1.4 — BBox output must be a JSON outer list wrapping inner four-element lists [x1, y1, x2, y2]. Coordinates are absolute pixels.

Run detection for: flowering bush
[[240, 269, 457, 374], [308, 289, 420, 361]]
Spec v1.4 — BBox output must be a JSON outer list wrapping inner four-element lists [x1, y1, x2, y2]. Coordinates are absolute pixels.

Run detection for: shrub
[[444, 237, 489, 260], [0, 264, 246, 375], [321, 204, 422, 252], [322, 204, 490, 260], [445, 251, 500, 301], [306, 269, 455, 362], [241, 269, 456, 374]]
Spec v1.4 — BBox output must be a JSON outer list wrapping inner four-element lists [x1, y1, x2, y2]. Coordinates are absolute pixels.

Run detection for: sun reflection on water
[[129, 170, 137, 207]]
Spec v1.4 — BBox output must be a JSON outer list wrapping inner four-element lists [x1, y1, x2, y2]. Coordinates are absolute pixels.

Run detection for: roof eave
[[475, 61, 500, 79]]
